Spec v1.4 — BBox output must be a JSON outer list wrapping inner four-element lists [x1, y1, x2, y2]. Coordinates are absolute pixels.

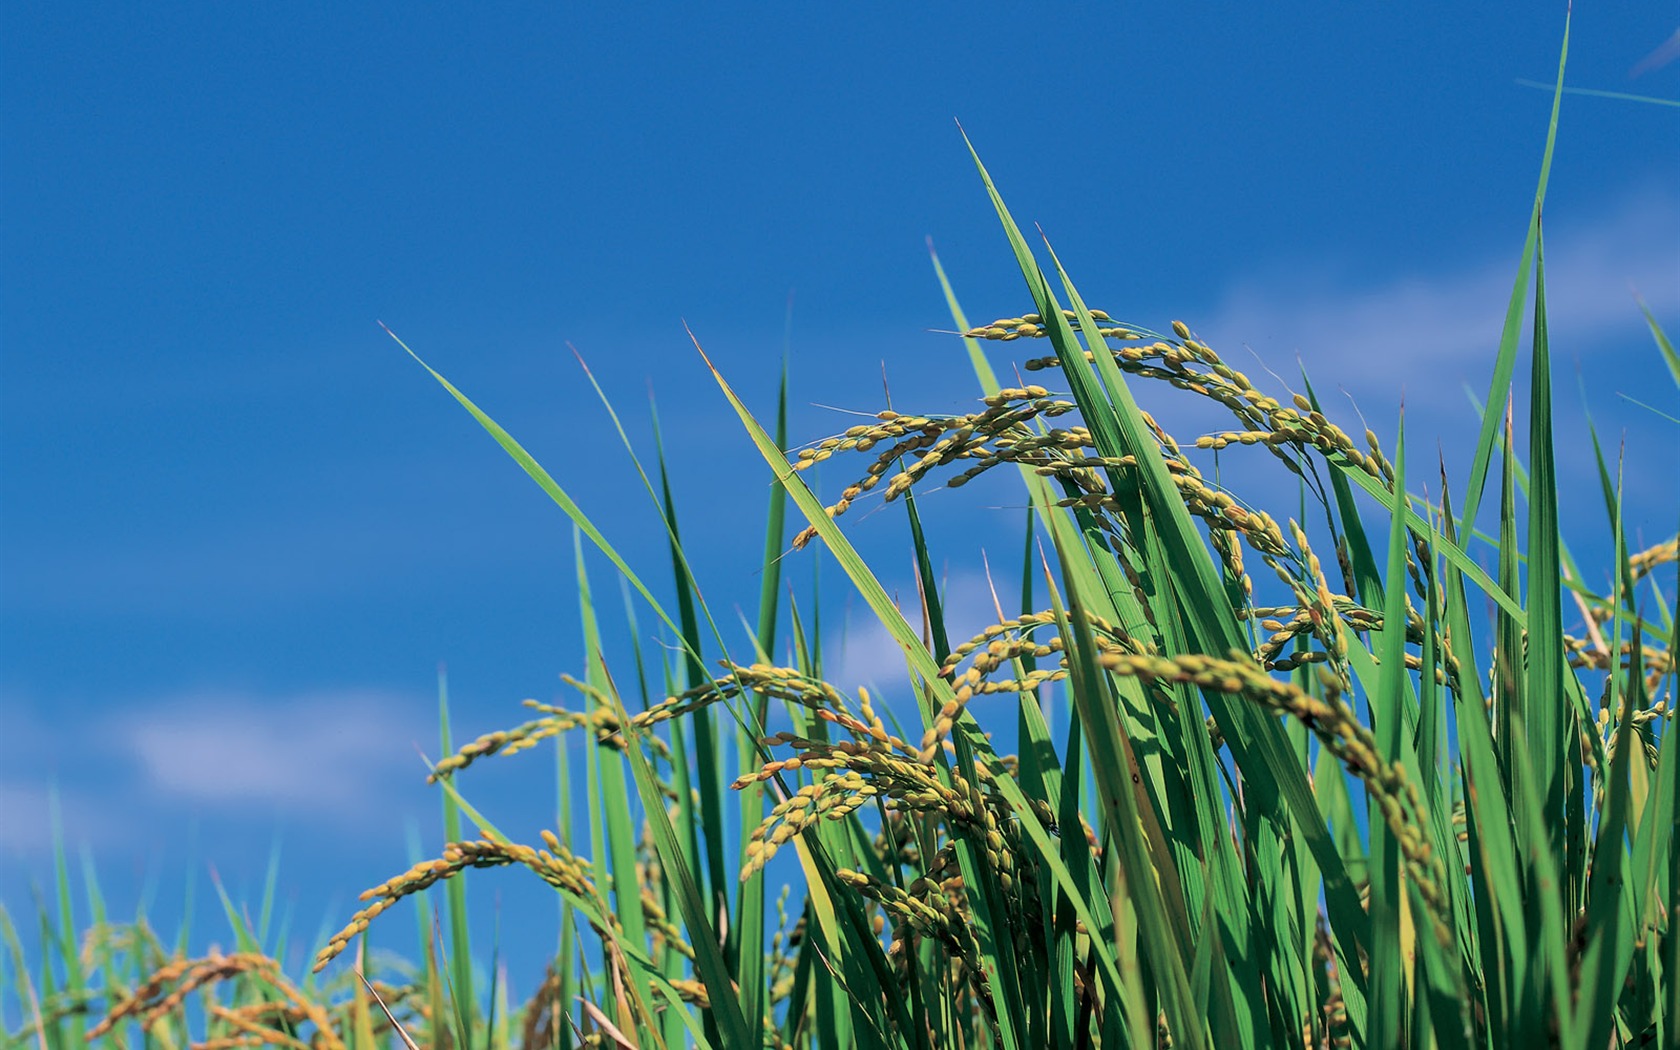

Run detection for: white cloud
[[1630, 27, 1680, 78], [115, 690, 427, 810], [830, 616, 912, 693], [1194, 187, 1679, 414], [0, 781, 127, 857], [0, 686, 433, 861], [828, 569, 1015, 694]]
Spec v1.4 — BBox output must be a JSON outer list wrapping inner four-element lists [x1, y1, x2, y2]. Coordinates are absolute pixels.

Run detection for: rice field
[[5, 22, 1677, 1050]]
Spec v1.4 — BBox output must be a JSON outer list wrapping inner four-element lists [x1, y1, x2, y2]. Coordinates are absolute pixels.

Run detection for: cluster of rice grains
[[90, 951, 349, 1049]]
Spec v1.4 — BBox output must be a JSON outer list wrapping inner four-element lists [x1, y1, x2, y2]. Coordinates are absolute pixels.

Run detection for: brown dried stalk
[[91, 951, 341, 1050]]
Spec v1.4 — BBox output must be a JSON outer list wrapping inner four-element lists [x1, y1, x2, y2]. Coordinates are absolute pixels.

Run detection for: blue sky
[[2, 3, 1676, 987]]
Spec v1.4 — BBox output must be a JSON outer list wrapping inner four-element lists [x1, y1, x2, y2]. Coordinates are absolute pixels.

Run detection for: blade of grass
[[1572, 472, 1642, 1048], [1637, 295, 1679, 390], [574, 537, 653, 1031], [733, 355, 789, 1050], [1458, 10, 1569, 532], [436, 669, 476, 1050], [1367, 408, 1410, 1049], [47, 793, 84, 1050], [649, 401, 730, 931], [0, 907, 49, 1050], [1523, 235, 1571, 885], [386, 327, 685, 644]]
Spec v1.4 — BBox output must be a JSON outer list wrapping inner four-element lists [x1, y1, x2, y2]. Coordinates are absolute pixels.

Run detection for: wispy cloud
[[1630, 28, 1680, 78], [0, 782, 129, 857], [829, 569, 1013, 696], [1195, 187, 1679, 414], [0, 687, 433, 861], [116, 690, 427, 809]]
